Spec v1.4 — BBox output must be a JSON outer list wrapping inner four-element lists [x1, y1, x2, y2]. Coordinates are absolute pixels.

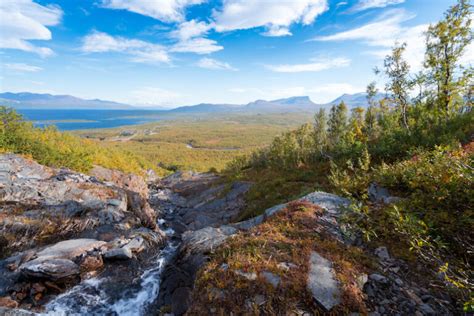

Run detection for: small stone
[[375, 247, 390, 261], [419, 303, 436, 316], [104, 247, 133, 260], [107, 199, 122, 206], [261, 271, 281, 288], [356, 273, 368, 289], [235, 269, 257, 281], [369, 273, 389, 284], [122, 236, 145, 253], [421, 294, 433, 302], [395, 278, 403, 286], [380, 299, 391, 305], [220, 263, 229, 271], [277, 262, 297, 271]]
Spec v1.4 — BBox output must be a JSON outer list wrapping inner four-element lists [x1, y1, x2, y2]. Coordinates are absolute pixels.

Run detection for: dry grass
[[188, 201, 374, 315]]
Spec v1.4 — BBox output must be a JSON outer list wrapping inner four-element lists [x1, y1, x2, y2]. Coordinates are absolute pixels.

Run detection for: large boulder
[[19, 239, 106, 280], [90, 165, 149, 198]]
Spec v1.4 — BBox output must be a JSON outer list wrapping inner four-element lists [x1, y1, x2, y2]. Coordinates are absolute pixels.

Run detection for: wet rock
[[104, 248, 133, 260], [307, 251, 341, 311], [171, 287, 191, 316], [21, 259, 80, 280], [261, 271, 280, 288]]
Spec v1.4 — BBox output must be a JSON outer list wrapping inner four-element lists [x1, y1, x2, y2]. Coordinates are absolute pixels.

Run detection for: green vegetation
[[226, 0, 473, 305], [0, 107, 164, 175], [190, 201, 373, 314], [74, 113, 310, 172]]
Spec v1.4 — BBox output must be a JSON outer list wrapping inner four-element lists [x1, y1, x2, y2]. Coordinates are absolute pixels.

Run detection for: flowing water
[[42, 191, 179, 316]]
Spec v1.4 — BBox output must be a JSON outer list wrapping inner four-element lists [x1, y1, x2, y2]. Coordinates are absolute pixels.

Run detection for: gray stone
[[356, 273, 368, 289], [307, 251, 341, 311], [235, 270, 257, 281], [122, 236, 145, 253], [34, 239, 106, 260], [277, 262, 297, 271], [368, 182, 401, 204], [181, 226, 237, 254], [104, 247, 133, 260], [369, 273, 389, 284], [21, 258, 80, 280], [261, 271, 281, 288], [375, 246, 390, 261], [419, 303, 436, 315]]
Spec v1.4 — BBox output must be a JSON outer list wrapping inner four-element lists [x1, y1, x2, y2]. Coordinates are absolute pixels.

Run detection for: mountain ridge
[[1, 92, 385, 112]]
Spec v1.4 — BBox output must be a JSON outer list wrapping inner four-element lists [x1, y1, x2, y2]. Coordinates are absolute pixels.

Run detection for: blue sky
[[0, 0, 470, 107]]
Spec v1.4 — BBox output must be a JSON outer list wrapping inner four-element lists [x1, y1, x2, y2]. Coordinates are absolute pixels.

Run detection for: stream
[[41, 188, 180, 316]]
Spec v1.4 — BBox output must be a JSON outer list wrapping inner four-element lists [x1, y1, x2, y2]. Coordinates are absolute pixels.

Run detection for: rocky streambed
[[0, 155, 251, 315], [0, 154, 457, 315]]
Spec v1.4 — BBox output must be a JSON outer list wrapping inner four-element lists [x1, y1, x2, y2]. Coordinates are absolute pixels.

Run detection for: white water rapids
[[41, 210, 178, 316]]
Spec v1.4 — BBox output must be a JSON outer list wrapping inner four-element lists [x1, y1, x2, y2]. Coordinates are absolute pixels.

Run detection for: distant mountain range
[[0, 92, 385, 112], [0, 92, 132, 110]]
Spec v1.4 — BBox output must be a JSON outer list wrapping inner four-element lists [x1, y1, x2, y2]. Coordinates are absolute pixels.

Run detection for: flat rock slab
[[307, 251, 341, 311], [21, 258, 80, 280], [35, 239, 106, 260], [181, 226, 237, 254]]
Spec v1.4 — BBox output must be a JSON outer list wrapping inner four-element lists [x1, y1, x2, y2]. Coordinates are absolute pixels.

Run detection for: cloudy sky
[[0, 0, 469, 107]]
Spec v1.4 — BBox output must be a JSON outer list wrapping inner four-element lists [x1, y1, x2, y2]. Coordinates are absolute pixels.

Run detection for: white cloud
[[314, 9, 430, 71], [352, 0, 404, 12], [129, 86, 182, 107], [169, 19, 221, 54], [266, 57, 350, 73], [262, 25, 292, 37], [170, 37, 223, 54], [0, 0, 62, 57], [171, 19, 212, 41], [213, 0, 328, 37], [197, 58, 237, 70], [100, 0, 205, 22], [82, 31, 170, 63], [4, 63, 43, 72]]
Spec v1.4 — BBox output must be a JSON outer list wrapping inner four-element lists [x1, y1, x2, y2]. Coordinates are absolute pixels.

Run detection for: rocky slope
[[0, 155, 459, 315], [0, 154, 164, 313]]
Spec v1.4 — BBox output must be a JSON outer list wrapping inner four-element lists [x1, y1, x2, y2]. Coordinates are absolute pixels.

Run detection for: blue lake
[[17, 109, 167, 131]]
